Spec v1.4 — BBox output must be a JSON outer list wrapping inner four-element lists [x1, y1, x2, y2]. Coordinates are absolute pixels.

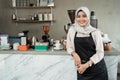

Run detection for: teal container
[[34, 45, 48, 51]]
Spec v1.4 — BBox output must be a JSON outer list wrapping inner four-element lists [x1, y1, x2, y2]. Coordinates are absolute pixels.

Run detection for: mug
[[13, 43, 19, 50]]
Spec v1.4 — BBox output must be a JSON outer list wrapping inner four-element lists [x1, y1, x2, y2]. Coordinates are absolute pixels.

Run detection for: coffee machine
[[64, 10, 76, 34]]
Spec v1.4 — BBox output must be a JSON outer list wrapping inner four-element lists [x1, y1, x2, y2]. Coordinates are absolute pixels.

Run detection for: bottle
[[12, 0, 16, 7], [32, 36, 36, 46], [38, 13, 43, 21], [34, 14, 38, 20], [48, 13, 53, 20], [12, 13, 16, 20], [37, 0, 40, 7], [43, 12, 48, 21]]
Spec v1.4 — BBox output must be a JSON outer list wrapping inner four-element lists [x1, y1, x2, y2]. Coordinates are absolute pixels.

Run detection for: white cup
[[13, 43, 19, 50], [55, 43, 61, 49]]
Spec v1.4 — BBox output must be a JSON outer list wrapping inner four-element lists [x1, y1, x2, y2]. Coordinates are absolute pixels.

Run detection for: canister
[[43, 12, 48, 21], [48, 13, 53, 20], [38, 13, 43, 21]]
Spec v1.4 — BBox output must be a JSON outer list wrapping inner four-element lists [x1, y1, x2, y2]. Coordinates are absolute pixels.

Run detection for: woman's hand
[[77, 63, 89, 74], [71, 51, 81, 68]]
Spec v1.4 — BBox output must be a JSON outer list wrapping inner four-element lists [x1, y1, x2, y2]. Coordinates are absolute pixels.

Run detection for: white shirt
[[66, 26, 104, 64]]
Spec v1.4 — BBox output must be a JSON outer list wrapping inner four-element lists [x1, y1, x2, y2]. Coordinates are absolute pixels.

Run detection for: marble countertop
[[0, 48, 120, 56], [0, 48, 69, 55], [0, 48, 120, 80], [104, 48, 120, 56]]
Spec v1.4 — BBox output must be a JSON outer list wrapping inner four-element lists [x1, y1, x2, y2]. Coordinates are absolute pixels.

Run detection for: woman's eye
[[77, 15, 81, 18], [83, 15, 87, 17], [77, 15, 87, 18]]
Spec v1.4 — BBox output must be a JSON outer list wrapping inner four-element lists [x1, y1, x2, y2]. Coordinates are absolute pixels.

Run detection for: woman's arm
[[66, 27, 81, 67], [90, 30, 104, 64], [66, 27, 75, 54]]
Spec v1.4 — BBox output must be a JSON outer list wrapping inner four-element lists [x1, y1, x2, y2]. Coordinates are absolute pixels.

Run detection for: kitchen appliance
[[42, 25, 50, 44], [64, 10, 76, 34], [90, 11, 98, 28], [67, 10, 76, 24], [22, 30, 29, 38]]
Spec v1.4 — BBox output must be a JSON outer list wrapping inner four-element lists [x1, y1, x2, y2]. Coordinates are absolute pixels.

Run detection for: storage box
[[8, 36, 21, 45], [0, 34, 8, 46], [34, 45, 48, 51]]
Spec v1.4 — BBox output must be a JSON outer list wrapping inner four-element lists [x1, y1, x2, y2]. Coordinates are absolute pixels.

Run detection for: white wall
[[51, 0, 120, 51]]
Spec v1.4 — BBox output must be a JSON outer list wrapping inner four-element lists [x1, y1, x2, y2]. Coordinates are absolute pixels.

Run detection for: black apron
[[74, 32, 108, 80]]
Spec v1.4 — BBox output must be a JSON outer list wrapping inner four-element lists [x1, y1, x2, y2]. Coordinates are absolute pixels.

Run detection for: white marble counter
[[0, 49, 120, 80], [0, 54, 76, 80], [0, 48, 119, 56], [0, 49, 68, 55]]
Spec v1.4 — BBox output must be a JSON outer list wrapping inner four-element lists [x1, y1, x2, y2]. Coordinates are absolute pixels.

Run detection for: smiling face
[[76, 11, 89, 27]]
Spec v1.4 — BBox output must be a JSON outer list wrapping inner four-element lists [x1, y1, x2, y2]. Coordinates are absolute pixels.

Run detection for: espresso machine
[[64, 10, 76, 34]]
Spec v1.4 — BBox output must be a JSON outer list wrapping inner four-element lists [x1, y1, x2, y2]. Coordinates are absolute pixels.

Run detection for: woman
[[66, 7, 108, 80]]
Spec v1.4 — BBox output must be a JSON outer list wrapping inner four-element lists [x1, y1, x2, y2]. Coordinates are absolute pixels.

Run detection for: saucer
[[53, 47, 63, 50]]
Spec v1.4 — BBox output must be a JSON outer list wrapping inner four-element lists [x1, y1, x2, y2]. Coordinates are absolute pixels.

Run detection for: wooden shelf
[[12, 20, 55, 23], [12, 6, 55, 9], [11, 4, 55, 24]]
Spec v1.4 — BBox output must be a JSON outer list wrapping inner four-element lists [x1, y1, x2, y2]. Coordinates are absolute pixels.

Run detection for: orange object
[[104, 45, 112, 51], [18, 45, 29, 51]]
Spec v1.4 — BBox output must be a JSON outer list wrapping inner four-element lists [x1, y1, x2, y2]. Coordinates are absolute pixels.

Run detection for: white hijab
[[74, 7, 96, 35]]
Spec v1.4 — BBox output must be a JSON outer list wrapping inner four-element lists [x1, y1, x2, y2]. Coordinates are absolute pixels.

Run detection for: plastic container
[[34, 45, 48, 51], [18, 45, 29, 51]]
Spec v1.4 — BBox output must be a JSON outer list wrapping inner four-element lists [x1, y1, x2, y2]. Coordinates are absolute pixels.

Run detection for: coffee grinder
[[42, 25, 50, 44], [64, 10, 76, 34]]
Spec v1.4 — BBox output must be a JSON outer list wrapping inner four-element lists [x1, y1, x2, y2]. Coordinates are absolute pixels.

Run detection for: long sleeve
[[66, 27, 75, 54], [90, 30, 104, 64]]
